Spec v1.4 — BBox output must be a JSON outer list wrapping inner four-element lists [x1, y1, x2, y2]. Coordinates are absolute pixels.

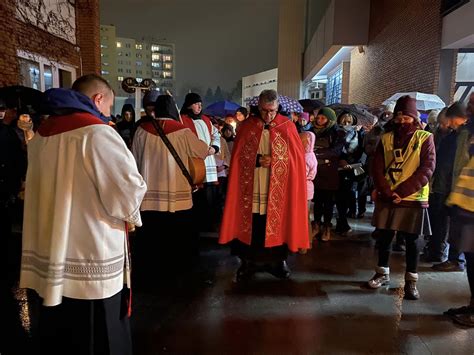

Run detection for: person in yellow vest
[[443, 125, 474, 326], [368, 96, 436, 300]]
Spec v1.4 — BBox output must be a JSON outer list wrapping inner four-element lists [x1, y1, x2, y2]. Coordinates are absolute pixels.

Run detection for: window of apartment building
[[136, 44, 143, 50], [326, 66, 343, 105], [17, 50, 76, 91], [118, 52, 123, 56], [100, 44, 108, 49], [164, 63, 172, 69], [136, 53, 142, 59], [126, 69, 132, 74], [101, 70, 109, 75], [163, 55, 172, 62], [125, 53, 129, 57], [103, 62, 109, 66], [118, 76, 124, 81], [151, 45, 160, 52], [152, 54, 161, 61], [136, 61, 142, 66], [137, 70, 142, 75], [117, 42, 122, 48], [163, 71, 172, 78], [118, 68, 123, 73], [126, 43, 131, 48], [152, 62, 161, 68]]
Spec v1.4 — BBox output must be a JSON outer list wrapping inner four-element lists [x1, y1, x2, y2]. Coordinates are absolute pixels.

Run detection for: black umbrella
[[299, 99, 324, 113], [0, 85, 43, 113], [329, 103, 377, 127]]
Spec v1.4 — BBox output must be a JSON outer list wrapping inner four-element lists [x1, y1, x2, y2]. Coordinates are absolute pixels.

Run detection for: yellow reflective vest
[[381, 130, 432, 202], [447, 156, 474, 212]]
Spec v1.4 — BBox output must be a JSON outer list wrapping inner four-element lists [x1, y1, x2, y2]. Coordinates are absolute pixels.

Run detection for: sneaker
[[367, 273, 390, 289], [452, 313, 474, 327], [321, 226, 331, 242], [431, 261, 465, 272], [404, 280, 419, 300], [444, 306, 474, 317]]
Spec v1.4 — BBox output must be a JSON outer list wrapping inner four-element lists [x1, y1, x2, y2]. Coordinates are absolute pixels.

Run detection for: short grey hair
[[258, 90, 279, 104]]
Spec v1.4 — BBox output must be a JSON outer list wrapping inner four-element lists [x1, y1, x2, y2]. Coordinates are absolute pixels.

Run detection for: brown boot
[[404, 272, 419, 300], [321, 225, 331, 242]]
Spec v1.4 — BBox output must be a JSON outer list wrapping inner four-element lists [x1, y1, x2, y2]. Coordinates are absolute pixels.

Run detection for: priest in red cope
[[219, 90, 309, 281]]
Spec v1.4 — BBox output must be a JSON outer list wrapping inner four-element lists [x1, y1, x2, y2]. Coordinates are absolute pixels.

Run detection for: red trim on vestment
[[38, 112, 105, 136], [140, 119, 187, 136]]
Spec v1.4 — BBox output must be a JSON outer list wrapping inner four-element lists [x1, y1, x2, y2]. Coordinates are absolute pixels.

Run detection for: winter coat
[[299, 131, 318, 200]]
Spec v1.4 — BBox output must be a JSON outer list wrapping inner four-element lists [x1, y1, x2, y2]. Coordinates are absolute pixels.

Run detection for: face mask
[[396, 123, 413, 135], [342, 125, 354, 131]]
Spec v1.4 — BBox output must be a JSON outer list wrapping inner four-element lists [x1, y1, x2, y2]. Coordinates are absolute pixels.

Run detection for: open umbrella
[[204, 100, 240, 117], [299, 99, 324, 113], [248, 95, 303, 113], [383, 92, 446, 111], [0, 85, 43, 113], [329, 103, 378, 128]]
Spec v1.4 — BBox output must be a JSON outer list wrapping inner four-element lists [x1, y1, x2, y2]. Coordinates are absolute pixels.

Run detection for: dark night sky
[[100, 0, 280, 96]]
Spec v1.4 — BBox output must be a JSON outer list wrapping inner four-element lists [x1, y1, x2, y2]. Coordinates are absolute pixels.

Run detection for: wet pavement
[[3, 209, 474, 354]]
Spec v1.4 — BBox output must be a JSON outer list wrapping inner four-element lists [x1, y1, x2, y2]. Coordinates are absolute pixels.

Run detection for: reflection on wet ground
[[3, 211, 474, 354]]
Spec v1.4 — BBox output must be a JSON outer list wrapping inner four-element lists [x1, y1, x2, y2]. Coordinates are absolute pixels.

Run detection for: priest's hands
[[259, 155, 272, 168]]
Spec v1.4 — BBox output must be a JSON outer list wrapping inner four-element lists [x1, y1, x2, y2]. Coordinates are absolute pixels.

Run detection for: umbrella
[[0, 85, 43, 113], [329, 103, 378, 128], [299, 99, 324, 113], [248, 95, 303, 113], [204, 100, 240, 117], [382, 92, 446, 111]]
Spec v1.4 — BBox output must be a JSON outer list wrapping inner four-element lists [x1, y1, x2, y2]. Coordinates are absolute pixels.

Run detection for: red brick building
[[278, 0, 474, 107], [0, 0, 100, 90]]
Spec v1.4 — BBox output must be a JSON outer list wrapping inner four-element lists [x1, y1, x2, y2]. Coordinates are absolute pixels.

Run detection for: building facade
[[100, 25, 175, 98], [0, 0, 100, 90], [242, 68, 278, 106], [277, 0, 474, 107]]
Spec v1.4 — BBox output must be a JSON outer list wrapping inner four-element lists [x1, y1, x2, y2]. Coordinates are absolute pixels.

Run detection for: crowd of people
[[1, 73, 474, 354]]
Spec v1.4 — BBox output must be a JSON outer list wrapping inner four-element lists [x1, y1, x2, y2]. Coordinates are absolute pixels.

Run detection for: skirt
[[372, 201, 432, 236]]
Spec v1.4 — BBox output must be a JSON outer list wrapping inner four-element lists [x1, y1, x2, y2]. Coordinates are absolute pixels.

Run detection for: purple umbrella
[[248, 95, 303, 113]]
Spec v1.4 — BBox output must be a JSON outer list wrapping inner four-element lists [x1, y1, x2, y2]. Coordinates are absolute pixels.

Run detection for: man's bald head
[[72, 74, 114, 117]]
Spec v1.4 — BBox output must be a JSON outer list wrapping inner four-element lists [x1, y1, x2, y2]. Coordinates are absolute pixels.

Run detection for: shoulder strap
[[150, 119, 194, 188]]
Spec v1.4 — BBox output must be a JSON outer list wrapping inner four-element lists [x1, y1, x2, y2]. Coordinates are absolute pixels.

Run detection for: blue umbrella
[[204, 100, 241, 117]]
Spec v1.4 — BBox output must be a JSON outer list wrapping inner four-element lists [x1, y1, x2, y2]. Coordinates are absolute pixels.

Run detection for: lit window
[[100, 44, 108, 49], [164, 55, 172, 61], [135, 44, 143, 50], [152, 54, 161, 61], [101, 70, 109, 75], [103, 62, 109, 66], [151, 45, 160, 51], [118, 76, 124, 81], [117, 42, 122, 48], [136, 61, 142, 66], [152, 62, 161, 68], [165, 63, 172, 69]]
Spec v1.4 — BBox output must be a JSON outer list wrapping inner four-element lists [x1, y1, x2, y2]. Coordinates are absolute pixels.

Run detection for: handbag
[[151, 119, 206, 190]]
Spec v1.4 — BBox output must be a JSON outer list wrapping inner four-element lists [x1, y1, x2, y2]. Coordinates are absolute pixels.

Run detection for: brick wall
[[349, 0, 444, 107], [0, 0, 100, 87], [76, 0, 101, 75]]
